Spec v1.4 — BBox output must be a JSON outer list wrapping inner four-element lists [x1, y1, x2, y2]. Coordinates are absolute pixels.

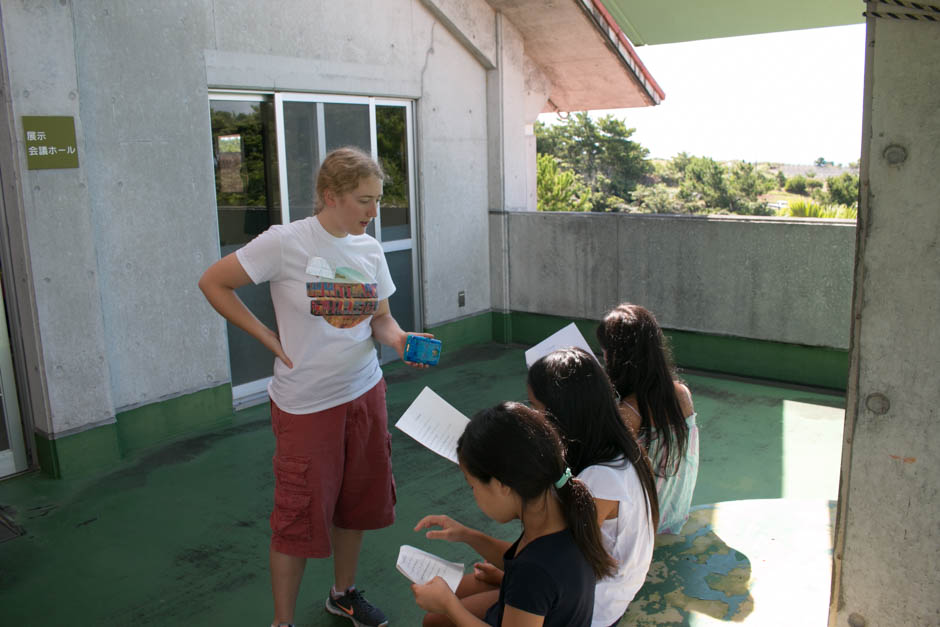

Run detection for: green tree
[[677, 156, 731, 211], [211, 107, 270, 209], [536, 153, 593, 212], [375, 107, 408, 208], [776, 170, 787, 188], [785, 175, 809, 195], [669, 152, 693, 181], [536, 113, 652, 210], [631, 183, 680, 213], [729, 162, 774, 201], [651, 160, 677, 186], [825, 172, 860, 207]]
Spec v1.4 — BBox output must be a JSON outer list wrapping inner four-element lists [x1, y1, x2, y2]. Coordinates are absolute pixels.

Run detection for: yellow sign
[[23, 116, 79, 170]]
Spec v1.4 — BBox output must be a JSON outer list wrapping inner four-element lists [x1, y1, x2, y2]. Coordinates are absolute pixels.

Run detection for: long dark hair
[[596, 303, 688, 477], [527, 347, 659, 529], [457, 402, 616, 580]]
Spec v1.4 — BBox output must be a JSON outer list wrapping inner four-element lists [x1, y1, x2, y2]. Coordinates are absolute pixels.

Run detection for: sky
[[539, 24, 866, 166]]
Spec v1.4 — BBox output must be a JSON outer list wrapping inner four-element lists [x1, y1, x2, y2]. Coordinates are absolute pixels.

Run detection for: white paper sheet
[[395, 387, 469, 464], [396, 545, 464, 592], [524, 322, 597, 368]]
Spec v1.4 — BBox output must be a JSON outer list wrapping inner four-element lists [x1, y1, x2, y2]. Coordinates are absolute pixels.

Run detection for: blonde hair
[[314, 146, 385, 214]]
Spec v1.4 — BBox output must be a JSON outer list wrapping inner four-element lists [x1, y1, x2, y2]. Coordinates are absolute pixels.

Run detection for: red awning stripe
[[591, 0, 667, 102]]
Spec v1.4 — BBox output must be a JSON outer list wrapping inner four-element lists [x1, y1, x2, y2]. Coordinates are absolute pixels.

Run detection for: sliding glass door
[[210, 92, 419, 405]]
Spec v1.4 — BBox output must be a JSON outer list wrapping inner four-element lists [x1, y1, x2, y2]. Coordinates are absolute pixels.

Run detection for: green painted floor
[[0, 343, 845, 626]]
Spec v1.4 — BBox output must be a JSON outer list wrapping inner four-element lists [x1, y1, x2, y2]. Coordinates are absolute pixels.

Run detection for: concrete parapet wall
[[504, 211, 856, 350]]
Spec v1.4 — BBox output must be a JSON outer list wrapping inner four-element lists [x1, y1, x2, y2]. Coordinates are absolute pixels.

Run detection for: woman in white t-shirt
[[526, 347, 659, 627], [199, 147, 428, 627]]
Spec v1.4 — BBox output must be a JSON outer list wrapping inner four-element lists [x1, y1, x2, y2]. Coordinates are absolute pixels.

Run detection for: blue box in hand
[[404, 335, 442, 366]]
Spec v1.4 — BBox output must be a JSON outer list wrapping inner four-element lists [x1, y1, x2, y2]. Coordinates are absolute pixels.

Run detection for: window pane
[[386, 249, 415, 335], [324, 103, 370, 153], [0, 388, 9, 450], [283, 101, 320, 222], [378, 248, 415, 364], [210, 98, 280, 387], [376, 106, 411, 241], [211, 100, 280, 244]]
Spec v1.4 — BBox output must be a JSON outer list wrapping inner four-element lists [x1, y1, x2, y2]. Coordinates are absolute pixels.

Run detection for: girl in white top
[[527, 347, 659, 627], [596, 303, 699, 535]]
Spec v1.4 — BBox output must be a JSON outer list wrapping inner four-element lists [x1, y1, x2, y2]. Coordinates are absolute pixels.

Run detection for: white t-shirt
[[236, 216, 395, 414], [578, 459, 655, 627]]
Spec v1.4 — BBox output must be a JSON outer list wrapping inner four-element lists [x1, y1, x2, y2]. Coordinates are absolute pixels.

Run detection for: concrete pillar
[[830, 12, 940, 625], [486, 12, 551, 320]]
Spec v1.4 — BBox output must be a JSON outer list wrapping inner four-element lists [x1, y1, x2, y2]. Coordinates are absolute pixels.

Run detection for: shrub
[[785, 175, 808, 195], [826, 172, 860, 207], [631, 183, 681, 213], [778, 199, 857, 219]]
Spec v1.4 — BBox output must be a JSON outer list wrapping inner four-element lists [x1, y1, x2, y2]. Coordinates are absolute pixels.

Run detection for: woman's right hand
[[260, 326, 293, 369], [414, 515, 471, 544], [199, 253, 293, 368]]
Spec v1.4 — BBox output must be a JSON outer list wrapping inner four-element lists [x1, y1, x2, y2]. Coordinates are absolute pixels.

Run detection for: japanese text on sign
[[22, 116, 79, 170]]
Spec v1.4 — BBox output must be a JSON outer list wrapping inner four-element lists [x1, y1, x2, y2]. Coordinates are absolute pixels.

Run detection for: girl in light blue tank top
[[597, 303, 700, 534]]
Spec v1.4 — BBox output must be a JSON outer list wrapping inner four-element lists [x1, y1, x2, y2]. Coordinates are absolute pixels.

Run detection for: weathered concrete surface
[[415, 9, 491, 325], [421, 0, 497, 69], [487, 12, 551, 313], [831, 16, 940, 626], [487, 0, 659, 110], [1, 0, 114, 435], [4, 0, 557, 437], [71, 2, 224, 412], [507, 212, 856, 349]]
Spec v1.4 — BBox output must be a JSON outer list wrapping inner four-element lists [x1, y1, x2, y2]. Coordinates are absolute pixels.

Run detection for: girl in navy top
[[411, 402, 615, 627]]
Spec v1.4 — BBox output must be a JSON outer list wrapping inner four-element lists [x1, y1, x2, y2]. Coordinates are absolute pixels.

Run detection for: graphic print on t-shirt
[[305, 257, 378, 329]]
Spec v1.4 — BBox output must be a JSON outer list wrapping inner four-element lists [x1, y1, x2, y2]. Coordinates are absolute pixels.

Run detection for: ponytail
[[556, 476, 617, 580], [458, 402, 616, 580]]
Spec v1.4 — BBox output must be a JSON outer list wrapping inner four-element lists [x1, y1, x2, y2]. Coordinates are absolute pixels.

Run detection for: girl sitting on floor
[[596, 303, 699, 535], [527, 347, 659, 627], [411, 401, 614, 627]]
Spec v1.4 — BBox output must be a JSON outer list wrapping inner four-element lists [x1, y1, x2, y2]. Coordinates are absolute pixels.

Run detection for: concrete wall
[[72, 3, 222, 417], [0, 1, 115, 436], [487, 14, 552, 312], [1, 0, 548, 438], [831, 16, 940, 626], [415, 5, 490, 326], [505, 212, 856, 350]]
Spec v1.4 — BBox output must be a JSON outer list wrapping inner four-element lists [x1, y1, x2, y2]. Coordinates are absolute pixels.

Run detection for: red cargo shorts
[[269, 379, 396, 558]]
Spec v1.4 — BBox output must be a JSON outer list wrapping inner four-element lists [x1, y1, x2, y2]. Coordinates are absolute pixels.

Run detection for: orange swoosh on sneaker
[[335, 602, 355, 616]]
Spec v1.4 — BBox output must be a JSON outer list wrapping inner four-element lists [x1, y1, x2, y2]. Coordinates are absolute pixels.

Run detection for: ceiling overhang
[[488, 0, 665, 112]]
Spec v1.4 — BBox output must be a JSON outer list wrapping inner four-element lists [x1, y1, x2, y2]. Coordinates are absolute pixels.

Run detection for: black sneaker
[[325, 587, 389, 627]]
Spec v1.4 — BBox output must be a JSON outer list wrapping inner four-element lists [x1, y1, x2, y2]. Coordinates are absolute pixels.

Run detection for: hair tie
[[554, 467, 572, 489]]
